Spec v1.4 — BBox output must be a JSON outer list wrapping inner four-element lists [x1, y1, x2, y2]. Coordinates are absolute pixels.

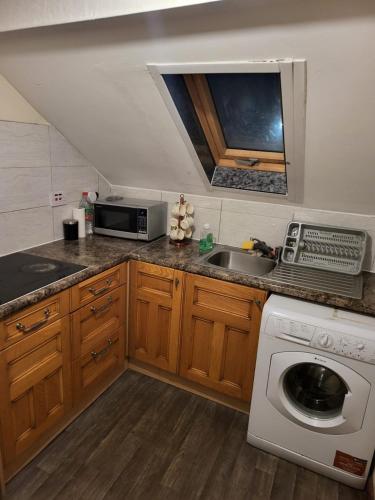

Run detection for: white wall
[[0, 74, 48, 125], [0, 122, 111, 255], [0, 75, 110, 254], [0, 0, 220, 32], [109, 183, 375, 272], [0, 0, 373, 214]]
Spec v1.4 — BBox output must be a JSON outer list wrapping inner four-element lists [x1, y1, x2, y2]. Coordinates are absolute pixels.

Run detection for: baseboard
[[128, 359, 250, 414]]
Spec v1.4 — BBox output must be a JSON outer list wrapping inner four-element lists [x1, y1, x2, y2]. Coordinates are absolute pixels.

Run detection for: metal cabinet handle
[[91, 338, 113, 361], [88, 278, 112, 296], [16, 308, 50, 334], [90, 296, 113, 315], [254, 299, 262, 307], [175, 278, 180, 290]]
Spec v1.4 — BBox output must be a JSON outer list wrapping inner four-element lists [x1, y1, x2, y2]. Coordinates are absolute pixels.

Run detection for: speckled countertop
[[1, 234, 375, 320]]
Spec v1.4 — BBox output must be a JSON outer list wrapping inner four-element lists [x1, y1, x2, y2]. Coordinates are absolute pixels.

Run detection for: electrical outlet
[[49, 191, 66, 206]]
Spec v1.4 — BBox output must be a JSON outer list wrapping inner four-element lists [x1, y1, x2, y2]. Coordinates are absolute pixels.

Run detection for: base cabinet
[[0, 257, 268, 489], [71, 278, 127, 405], [129, 261, 183, 373], [0, 317, 72, 473], [179, 274, 267, 401], [0, 263, 128, 484]]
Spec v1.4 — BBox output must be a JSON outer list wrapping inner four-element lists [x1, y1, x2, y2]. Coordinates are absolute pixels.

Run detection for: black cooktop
[[0, 252, 86, 305]]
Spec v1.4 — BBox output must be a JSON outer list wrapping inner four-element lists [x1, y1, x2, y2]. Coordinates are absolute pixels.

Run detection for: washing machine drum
[[284, 363, 347, 417], [267, 352, 371, 435]]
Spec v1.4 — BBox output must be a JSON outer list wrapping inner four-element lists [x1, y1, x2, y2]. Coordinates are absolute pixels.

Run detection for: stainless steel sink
[[203, 249, 276, 277]]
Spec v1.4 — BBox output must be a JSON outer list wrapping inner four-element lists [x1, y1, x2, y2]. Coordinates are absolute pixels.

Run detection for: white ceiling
[[0, 0, 374, 213], [0, 0, 220, 32]]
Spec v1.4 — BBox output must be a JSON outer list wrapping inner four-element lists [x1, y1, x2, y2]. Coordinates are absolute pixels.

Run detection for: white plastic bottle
[[79, 192, 94, 235]]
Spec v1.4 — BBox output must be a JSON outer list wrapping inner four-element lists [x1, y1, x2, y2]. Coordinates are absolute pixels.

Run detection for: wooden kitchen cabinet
[[179, 274, 267, 401], [0, 316, 72, 476], [71, 286, 126, 403], [129, 261, 184, 373], [0, 290, 70, 350], [71, 264, 127, 311]]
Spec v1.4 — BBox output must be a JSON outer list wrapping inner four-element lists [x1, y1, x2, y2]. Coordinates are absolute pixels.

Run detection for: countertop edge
[[1, 236, 374, 320]]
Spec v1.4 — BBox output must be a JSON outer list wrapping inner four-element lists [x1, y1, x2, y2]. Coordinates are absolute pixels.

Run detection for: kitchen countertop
[[1, 234, 374, 320]]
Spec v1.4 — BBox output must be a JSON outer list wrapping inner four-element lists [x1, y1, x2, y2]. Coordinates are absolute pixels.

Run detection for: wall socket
[[49, 191, 66, 206]]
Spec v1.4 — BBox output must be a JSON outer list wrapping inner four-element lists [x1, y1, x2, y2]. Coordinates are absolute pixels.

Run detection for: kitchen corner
[[2, 234, 374, 322]]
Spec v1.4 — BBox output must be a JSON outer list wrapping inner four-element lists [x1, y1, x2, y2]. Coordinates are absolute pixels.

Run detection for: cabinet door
[[0, 317, 72, 470], [180, 274, 267, 401], [129, 261, 183, 373]]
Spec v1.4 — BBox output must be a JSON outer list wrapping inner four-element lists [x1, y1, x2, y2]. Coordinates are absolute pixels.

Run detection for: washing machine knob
[[357, 343, 365, 351], [318, 333, 333, 348]]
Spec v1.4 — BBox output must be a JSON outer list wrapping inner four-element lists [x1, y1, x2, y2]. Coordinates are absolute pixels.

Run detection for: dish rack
[[281, 222, 368, 276]]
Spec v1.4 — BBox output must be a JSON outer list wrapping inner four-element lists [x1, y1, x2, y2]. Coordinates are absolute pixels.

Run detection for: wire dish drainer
[[281, 222, 368, 275]]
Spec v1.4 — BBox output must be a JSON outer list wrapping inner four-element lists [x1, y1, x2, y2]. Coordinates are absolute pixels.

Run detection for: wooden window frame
[[183, 73, 286, 173]]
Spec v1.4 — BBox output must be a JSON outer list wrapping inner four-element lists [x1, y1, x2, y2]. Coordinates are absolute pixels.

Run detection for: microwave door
[[94, 205, 138, 238]]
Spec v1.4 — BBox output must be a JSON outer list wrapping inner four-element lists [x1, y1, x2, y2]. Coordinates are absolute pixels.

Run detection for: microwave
[[93, 197, 167, 241]]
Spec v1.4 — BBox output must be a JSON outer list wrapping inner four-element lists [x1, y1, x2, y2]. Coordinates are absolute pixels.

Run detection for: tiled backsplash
[[0, 121, 110, 255], [2, 119, 373, 273], [110, 185, 375, 272]]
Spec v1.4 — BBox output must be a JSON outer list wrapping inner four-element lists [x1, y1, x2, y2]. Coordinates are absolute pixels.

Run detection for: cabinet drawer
[[0, 290, 70, 351], [71, 286, 126, 360], [0, 317, 72, 469], [72, 325, 125, 404], [71, 263, 127, 311]]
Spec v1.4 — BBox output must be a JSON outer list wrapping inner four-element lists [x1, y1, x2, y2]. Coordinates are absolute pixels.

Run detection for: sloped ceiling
[[0, 0, 374, 212], [0, 0, 220, 32]]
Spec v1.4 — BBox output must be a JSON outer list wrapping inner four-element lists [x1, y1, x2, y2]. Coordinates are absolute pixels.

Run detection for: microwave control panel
[[137, 209, 147, 234]]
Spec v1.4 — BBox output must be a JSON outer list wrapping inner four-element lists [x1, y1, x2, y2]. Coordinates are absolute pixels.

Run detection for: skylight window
[[149, 60, 306, 202]]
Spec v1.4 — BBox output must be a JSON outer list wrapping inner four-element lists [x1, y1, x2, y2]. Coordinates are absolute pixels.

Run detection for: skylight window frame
[[183, 73, 286, 173], [148, 60, 306, 203]]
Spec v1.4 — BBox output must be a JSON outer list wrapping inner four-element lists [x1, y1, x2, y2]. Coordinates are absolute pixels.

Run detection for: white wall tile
[[0, 121, 50, 168], [49, 126, 91, 167], [0, 167, 51, 212], [293, 208, 375, 231], [219, 211, 289, 248], [192, 207, 221, 241], [162, 191, 222, 210], [52, 202, 79, 239], [52, 166, 98, 203], [0, 207, 53, 256], [111, 185, 162, 201], [222, 198, 294, 220], [293, 208, 375, 271]]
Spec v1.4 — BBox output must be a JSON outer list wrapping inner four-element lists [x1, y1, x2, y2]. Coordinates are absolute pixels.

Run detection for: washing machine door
[[267, 352, 371, 434]]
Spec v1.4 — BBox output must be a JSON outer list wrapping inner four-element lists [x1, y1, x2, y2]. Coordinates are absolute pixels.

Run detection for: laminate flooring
[[6, 371, 369, 500]]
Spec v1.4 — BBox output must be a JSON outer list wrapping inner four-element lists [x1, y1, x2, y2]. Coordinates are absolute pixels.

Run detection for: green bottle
[[199, 223, 214, 254]]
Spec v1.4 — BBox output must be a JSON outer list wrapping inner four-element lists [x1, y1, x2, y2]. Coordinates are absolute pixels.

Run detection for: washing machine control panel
[[310, 329, 375, 363], [267, 314, 375, 363]]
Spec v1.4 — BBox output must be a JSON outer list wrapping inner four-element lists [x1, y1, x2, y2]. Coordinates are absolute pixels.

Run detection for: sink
[[203, 249, 276, 277]]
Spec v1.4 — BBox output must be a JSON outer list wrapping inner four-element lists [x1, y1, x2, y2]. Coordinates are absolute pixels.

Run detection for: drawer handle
[[90, 296, 113, 315], [16, 308, 51, 334], [91, 338, 113, 362], [88, 278, 113, 296]]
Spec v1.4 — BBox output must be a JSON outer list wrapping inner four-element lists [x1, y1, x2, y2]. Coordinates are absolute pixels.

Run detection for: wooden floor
[[6, 371, 369, 500]]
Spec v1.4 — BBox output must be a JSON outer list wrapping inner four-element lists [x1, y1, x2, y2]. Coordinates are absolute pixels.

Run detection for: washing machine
[[247, 294, 375, 489]]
